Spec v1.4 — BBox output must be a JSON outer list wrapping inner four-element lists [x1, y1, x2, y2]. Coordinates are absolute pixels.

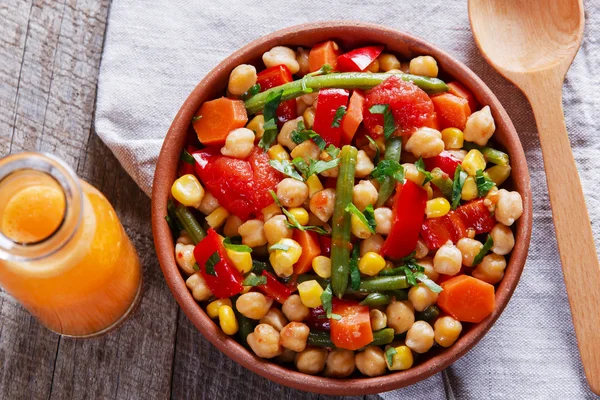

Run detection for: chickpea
[[409, 55, 438, 77], [456, 238, 484, 267], [408, 283, 439, 312], [279, 322, 310, 352], [269, 238, 302, 278], [227, 64, 257, 96], [277, 348, 297, 364], [238, 219, 267, 248], [352, 180, 378, 211], [473, 253, 507, 284], [220, 128, 255, 159], [175, 243, 196, 275], [415, 238, 429, 259], [260, 308, 288, 332], [277, 117, 302, 151], [176, 231, 193, 245], [261, 202, 282, 221], [365, 58, 380, 73], [405, 321, 435, 353], [319, 164, 338, 178], [374, 207, 392, 235], [276, 178, 309, 208], [434, 316, 463, 347], [295, 348, 327, 375], [309, 188, 335, 222], [197, 190, 220, 215], [325, 349, 356, 378], [247, 323, 282, 359], [298, 92, 318, 107], [360, 234, 384, 257], [355, 346, 387, 377], [405, 127, 444, 158], [262, 46, 300, 74], [370, 309, 387, 331], [291, 140, 321, 162], [282, 294, 310, 322], [490, 223, 515, 255], [403, 163, 426, 186], [463, 106, 495, 146], [386, 301, 415, 334], [222, 215, 243, 238], [263, 215, 293, 245], [296, 47, 310, 76], [495, 189, 523, 226], [417, 256, 438, 282], [236, 292, 273, 320], [303, 106, 316, 128], [355, 150, 375, 178], [378, 53, 401, 72], [185, 272, 212, 301], [433, 241, 463, 276]]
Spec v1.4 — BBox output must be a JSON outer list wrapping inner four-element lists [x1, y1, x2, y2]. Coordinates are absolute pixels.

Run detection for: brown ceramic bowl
[[151, 21, 532, 395]]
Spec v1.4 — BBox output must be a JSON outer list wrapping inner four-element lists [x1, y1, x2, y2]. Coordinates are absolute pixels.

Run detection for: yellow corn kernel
[[267, 144, 290, 162], [424, 183, 434, 200], [358, 252, 386, 276], [171, 174, 205, 208], [297, 280, 324, 308], [288, 207, 309, 226], [226, 249, 253, 274], [205, 206, 229, 228], [403, 163, 426, 186], [246, 114, 265, 139], [441, 128, 464, 150], [262, 203, 282, 221], [425, 198, 451, 218], [386, 345, 414, 371], [306, 174, 324, 198], [461, 176, 478, 201], [206, 298, 232, 319], [485, 165, 511, 186], [462, 149, 486, 176], [312, 255, 332, 278], [218, 305, 238, 335], [269, 238, 303, 278], [351, 214, 372, 239], [366, 58, 380, 73]]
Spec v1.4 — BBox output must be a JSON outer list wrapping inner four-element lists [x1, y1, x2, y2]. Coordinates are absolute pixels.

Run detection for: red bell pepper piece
[[193, 147, 281, 220], [445, 210, 469, 241], [305, 306, 330, 331], [330, 298, 373, 350], [313, 88, 350, 147], [382, 180, 428, 259], [447, 81, 478, 116], [257, 65, 297, 128], [456, 199, 496, 234], [258, 270, 292, 304], [336, 46, 384, 72], [319, 236, 332, 257], [193, 228, 244, 298], [423, 151, 462, 177], [421, 217, 452, 250]]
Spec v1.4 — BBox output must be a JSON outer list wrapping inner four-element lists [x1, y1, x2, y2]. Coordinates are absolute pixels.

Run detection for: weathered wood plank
[[170, 310, 320, 400]]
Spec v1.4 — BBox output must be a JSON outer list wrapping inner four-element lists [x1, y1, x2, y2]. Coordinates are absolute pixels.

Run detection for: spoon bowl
[[469, 0, 600, 395]]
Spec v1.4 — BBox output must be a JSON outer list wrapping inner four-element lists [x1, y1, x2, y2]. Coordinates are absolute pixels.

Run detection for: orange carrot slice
[[193, 97, 248, 146], [447, 81, 478, 115], [292, 230, 321, 274], [431, 93, 471, 130], [309, 40, 341, 72], [437, 275, 495, 323], [341, 90, 365, 145]]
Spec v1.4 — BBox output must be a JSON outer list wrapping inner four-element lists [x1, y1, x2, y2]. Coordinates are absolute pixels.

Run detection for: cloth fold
[[95, 1, 599, 398]]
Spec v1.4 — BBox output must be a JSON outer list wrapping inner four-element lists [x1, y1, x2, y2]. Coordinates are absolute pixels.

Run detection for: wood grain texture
[[469, 0, 600, 395]]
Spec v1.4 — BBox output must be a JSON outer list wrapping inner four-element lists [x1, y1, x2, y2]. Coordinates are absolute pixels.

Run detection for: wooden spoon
[[469, 0, 599, 394]]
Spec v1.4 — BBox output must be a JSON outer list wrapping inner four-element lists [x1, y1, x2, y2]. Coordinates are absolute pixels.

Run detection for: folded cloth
[[95, 0, 600, 398]]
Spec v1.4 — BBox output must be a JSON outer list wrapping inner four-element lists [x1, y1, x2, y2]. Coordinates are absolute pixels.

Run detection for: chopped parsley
[[415, 157, 433, 185], [269, 243, 290, 252], [269, 159, 304, 181], [205, 251, 220, 276], [331, 106, 347, 128], [325, 144, 340, 159], [258, 90, 283, 151], [349, 245, 361, 291], [365, 135, 380, 165], [472, 235, 494, 266], [242, 273, 267, 287], [385, 347, 397, 367], [369, 104, 396, 139], [345, 203, 376, 234], [291, 121, 326, 151], [191, 115, 202, 122], [320, 284, 342, 320], [476, 169, 496, 197], [180, 149, 195, 165], [371, 160, 404, 183], [451, 164, 468, 209], [223, 238, 252, 253], [292, 156, 340, 180], [241, 83, 261, 99]]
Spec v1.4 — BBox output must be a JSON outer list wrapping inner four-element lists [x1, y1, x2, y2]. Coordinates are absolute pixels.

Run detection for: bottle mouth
[[0, 152, 83, 262]]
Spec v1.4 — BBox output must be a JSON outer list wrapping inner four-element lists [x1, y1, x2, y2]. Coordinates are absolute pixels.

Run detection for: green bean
[[415, 305, 441, 323], [463, 142, 509, 166], [379, 267, 405, 276], [347, 276, 409, 293], [359, 293, 393, 306], [296, 274, 330, 288], [231, 295, 255, 347], [331, 146, 358, 298], [385, 289, 409, 302], [430, 167, 453, 199], [245, 73, 449, 114], [308, 330, 335, 348], [375, 137, 403, 207], [370, 328, 395, 346], [174, 204, 206, 244]]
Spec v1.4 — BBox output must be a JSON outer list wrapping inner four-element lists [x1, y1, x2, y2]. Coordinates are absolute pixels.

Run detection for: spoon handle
[[526, 78, 600, 395]]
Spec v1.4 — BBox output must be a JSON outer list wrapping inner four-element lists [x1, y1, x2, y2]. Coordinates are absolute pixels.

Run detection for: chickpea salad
[[166, 41, 524, 378]]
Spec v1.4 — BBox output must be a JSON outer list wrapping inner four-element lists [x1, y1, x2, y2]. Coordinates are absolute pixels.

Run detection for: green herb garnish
[[205, 251, 220, 276], [258, 90, 283, 151], [292, 157, 340, 179], [325, 144, 340, 159], [223, 238, 252, 253], [385, 347, 397, 367], [180, 149, 195, 165], [320, 284, 342, 320], [192, 115, 202, 122], [371, 160, 404, 183], [345, 203, 376, 233], [451, 164, 468, 209], [472, 235, 494, 266], [192, 263, 200, 272], [415, 157, 433, 186], [475, 169, 495, 197], [241, 83, 261, 99], [331, 106, 347, 128], [365, 135, 380, 165], [242, 273, 267, 286], [291, 121, 326, 151], [269, 243, 290, 251], [269, 159, 303, 181], [369, 104, 396, 139], [349, 245, 361, 291]]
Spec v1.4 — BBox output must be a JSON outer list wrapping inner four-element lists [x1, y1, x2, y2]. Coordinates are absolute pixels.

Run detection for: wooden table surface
[[0, 1, 375, 399]]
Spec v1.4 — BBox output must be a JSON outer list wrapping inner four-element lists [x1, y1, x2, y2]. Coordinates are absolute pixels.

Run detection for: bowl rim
[[151, 20, 532, 395]]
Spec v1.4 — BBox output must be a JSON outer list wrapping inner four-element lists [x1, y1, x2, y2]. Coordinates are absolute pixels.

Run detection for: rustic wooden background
[[0, 1, 372, 398]]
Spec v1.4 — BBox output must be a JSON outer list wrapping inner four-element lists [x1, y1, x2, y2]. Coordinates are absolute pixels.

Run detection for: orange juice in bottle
[[0, 152, 142, 337]]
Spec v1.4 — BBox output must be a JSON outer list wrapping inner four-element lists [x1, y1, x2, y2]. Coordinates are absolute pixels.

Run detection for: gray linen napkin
[[95, 0, 600, 398]]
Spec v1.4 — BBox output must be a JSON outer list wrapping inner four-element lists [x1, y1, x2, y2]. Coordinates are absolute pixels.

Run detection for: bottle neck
[[0, 152, 83, 262]]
